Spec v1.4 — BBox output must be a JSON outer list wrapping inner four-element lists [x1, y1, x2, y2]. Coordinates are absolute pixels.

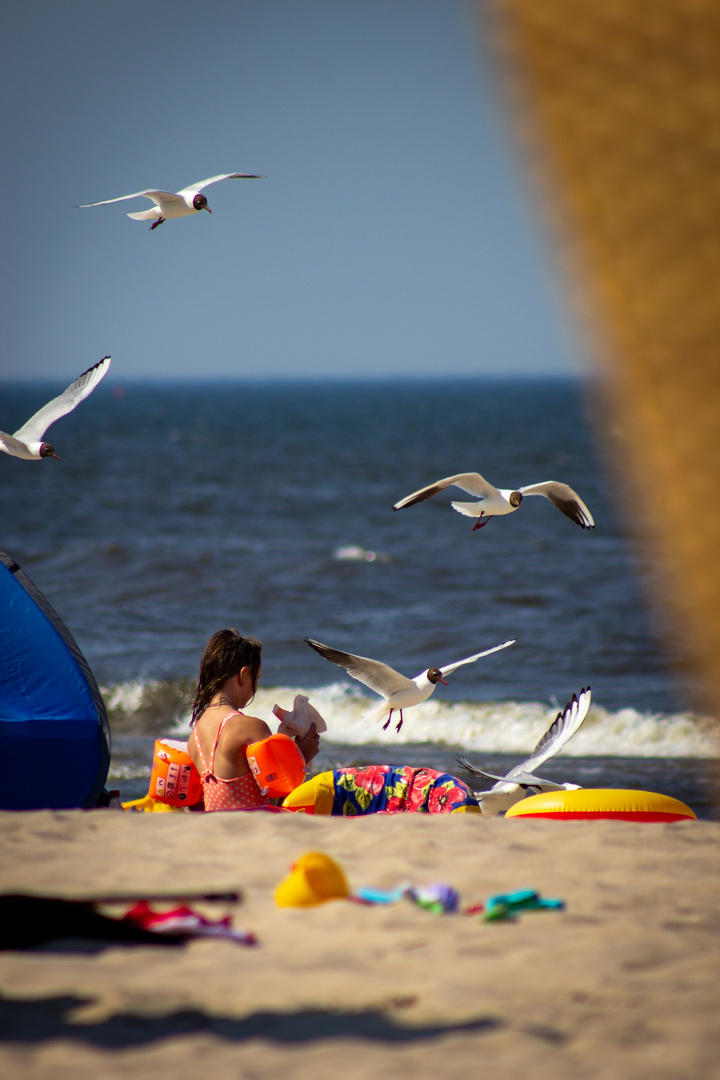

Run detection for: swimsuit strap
[[189, 726, 208, 772], [209, 711, 241, 773]]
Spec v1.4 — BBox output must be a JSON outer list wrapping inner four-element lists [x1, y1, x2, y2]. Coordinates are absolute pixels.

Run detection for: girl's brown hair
[[190, 629, 262, 724]]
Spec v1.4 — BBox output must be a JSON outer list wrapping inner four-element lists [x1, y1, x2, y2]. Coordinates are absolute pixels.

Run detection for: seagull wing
[[177, 173, 265, 195], [518, 481, 595, 529], [304, 639, 413, 698], [456, 687, 590, 786], [439, 639, 516, 679], [500, 770, 566, 787], [13, 357, 112, 442], [0, 432, 31, 454], [516, 687, 592, 775], [77, 190, 180, 208], [456, 759, 558, 788], [456, 758, 519, 798], [456, 755, 497, 780], [393, 472, 498, 511], [456, 756, 518, 786]]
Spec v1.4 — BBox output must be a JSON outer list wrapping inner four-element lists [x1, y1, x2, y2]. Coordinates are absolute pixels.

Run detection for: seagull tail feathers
[[451, 501, 482, 518], [362, 700, 393, 727], [127, 209, 158, 221]]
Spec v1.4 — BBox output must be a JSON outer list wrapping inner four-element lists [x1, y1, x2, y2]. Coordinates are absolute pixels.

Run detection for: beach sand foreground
[[1, 810, 718, 1079]]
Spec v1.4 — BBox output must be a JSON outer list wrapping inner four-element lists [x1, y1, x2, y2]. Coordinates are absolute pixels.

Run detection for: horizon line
[[1, 370, 587, 387]]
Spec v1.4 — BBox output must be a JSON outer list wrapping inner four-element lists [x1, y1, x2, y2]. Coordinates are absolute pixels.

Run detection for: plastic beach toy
[[122, 793, 187, 813], [482, 888, 565, 921], [274, 852, 350, 907], [406, 883, 460, 914], [353, 881, 459, 913]]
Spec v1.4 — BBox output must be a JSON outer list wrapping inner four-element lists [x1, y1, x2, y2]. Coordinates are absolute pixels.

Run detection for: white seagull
[[393, 472, 595, 531], [304, 637, 516, 732], [457, 686, 591, 817], [0, 356, 111, 462], [77, 173, 264, 230]]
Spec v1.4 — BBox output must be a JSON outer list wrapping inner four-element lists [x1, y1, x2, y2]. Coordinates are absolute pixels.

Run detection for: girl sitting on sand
[[188, 629, 320, 811]]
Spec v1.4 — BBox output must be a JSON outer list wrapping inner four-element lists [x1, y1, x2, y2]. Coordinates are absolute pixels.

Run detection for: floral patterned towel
[[331, 765, 480, 815]]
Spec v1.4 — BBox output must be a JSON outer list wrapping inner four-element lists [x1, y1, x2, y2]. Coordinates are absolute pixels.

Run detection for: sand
[[1, 809, 719, 1080]]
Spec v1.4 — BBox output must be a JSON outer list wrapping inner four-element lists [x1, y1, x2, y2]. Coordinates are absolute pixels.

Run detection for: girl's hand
[[295, 722, 320, 764]]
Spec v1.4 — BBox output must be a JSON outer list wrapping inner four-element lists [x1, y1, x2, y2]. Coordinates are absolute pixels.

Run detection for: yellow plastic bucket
[[274, 852, 349, 907]]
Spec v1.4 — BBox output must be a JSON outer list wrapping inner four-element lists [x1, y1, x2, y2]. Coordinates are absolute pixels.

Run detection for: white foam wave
[[101, 678, 192, 733], [103, 680, 151, 714], [103, 678, 719, 758]]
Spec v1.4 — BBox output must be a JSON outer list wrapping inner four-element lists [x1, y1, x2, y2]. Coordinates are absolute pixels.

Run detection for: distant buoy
[[505, 789, 696, 821]]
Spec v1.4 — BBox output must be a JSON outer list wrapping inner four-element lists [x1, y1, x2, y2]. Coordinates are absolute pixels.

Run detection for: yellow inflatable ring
[[505, 789, 696, 821]]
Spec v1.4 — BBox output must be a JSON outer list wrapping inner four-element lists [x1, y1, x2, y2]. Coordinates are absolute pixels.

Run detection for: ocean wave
[[333, 544, 393, 563], [102, 678, 194, 734], [100, 678, 720, 759]]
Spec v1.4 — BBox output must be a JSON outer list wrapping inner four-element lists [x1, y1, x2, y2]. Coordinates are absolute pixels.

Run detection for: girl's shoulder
[[191, 708, 271, 765], [214, 708, 272, 748]]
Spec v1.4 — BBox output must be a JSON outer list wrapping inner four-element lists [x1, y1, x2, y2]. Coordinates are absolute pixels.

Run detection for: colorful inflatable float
[[505, 788, 696, 821], [282, 765, 481, 815]]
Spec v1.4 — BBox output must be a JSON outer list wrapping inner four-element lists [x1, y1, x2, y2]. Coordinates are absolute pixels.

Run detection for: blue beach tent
[[0, 549, 110, 809]]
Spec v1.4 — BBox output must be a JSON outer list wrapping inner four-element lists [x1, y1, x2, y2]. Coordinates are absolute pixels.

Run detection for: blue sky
[[0, 1, 579, 381]]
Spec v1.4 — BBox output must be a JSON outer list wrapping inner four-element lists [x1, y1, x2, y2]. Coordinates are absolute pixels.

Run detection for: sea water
[[1, 378, 717, 815]]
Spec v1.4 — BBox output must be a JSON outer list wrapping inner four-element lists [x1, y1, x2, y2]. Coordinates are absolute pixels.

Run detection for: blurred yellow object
[[274, 852, 349, 907], [282, 772, 336, 815], [121, 794, 187, 813]]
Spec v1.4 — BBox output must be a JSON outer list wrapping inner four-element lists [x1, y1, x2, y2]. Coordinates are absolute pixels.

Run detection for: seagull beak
[[50, 452, 60, 461], [439, 677, 448, 686], [204, 206, 212, 213]]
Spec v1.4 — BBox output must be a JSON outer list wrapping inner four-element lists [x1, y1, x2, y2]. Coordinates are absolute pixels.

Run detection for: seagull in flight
[[77, 173, 264, 230], [393, 472, 595, 531], [457, 686, 591, 816], [304, 637, 516, 732], [0, 356, 111, 462]]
